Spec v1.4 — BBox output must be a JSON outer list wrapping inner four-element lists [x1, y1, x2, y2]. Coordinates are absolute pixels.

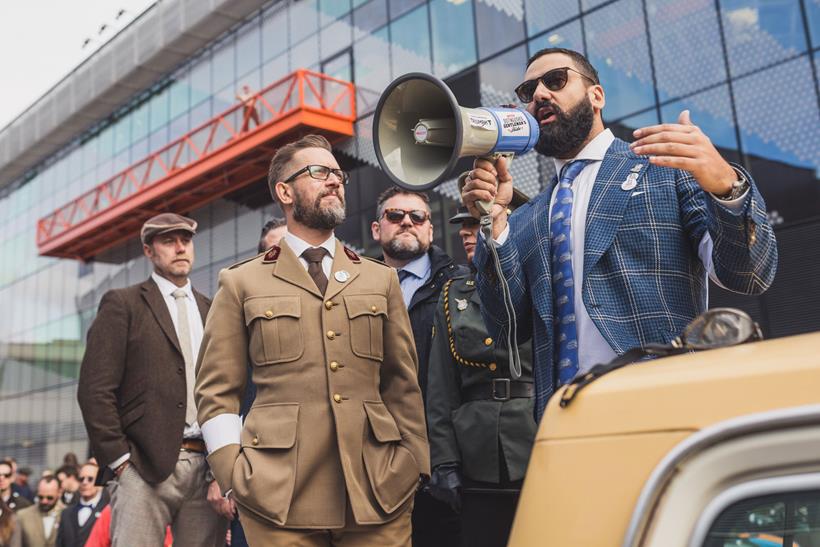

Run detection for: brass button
[[371, 305, 377, 312], [325, 300, 334, 310], [252, 436, 259, 446], [264, 310, 273, 319], [484, 337, 493, 346], [333, 393, 342, 403], [489, 363, 497, 372], [329, 361, 339, 372], [327, 330, 336, 340]]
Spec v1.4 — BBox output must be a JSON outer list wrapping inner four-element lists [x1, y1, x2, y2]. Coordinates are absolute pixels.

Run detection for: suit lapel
[[141, 278, 182, 356], [193, 290, 210, 325], [583, 139, 650, 277], [324, 241, 361, 301], [273, 241, 324, 299]]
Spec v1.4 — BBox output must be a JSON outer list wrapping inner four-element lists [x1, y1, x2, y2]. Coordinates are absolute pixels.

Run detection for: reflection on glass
[[321, 15, 353, 59], [430, 0, 477, 77], [262, 5, 289, 62], [291, 0, 319, 45], [808, 0, 820, 46], [236, 21, 261, 79], [390, 5, 431, 75], [647, 0, 726, 100], [586, 0, 656, 119], [320, 0, 351, 25], [525, 0, 578, 37], [721, 0, 808, 76], [659, 85, 737, 156], [353, 0, 387, 39], [353, 28, 390, 114], [149, 89, 169, 133], [527, 20, 583, 59], [475, 0, 525, 60], [169, 77, 190, 120], [190, 57, 212, 107], [390, 0, 425, 20], [212, 38, 236, 92], [479, 45, 528, 104], [132, 102, 149, 143], [292, 35, 320, 70]]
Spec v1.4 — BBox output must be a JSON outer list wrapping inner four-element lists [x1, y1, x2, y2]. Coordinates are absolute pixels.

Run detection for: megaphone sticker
[[468, 114, 495, 130], [501, 111, 530, 136]]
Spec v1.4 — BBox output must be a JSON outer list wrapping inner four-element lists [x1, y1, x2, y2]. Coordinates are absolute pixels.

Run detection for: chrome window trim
[[687, 472, 820, 547], [622, 403, 820, 547]]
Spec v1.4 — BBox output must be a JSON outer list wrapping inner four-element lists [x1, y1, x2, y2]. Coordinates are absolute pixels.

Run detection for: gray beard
[[384, 237, 428, 261], [293, 191, 346, 230]]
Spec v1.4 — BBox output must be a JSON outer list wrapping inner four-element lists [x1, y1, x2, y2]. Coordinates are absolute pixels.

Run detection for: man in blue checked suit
[[461, 47, 777, 421]]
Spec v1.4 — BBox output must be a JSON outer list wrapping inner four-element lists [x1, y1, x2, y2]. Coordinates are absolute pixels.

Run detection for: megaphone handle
[[476, 152, 515, 216]]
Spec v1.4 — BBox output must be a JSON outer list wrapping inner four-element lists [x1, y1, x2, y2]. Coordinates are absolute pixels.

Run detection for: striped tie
[[551, 160, 590, 385]]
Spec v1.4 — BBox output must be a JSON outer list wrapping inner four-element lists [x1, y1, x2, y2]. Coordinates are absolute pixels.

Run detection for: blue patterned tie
[[551, 160, 590, 385]]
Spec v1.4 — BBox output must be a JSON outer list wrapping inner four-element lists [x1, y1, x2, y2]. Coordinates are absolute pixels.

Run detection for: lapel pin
[[456, 298, 468, 311], [334, 270, 350, 283], [630, 164, 643, 173], [621, 172, 639, 191]]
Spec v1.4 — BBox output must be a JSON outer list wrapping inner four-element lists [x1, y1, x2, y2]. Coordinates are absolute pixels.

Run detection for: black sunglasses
[[515, 66, 596, 103], [0, 472, 11, 478], [79, 476, 96, 483], [283, 164, 349, 185], [382, 208, 430, 225]]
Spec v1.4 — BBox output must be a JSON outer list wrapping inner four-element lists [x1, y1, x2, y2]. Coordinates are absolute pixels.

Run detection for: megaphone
[[373, 73, 539, 212]]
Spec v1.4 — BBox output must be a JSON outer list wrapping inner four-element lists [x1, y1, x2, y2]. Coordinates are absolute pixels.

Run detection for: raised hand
[[630, 110, 738, 195]]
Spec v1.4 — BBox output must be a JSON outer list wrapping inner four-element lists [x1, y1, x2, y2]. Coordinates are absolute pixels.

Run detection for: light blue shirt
[[397, 252, 431, 308]]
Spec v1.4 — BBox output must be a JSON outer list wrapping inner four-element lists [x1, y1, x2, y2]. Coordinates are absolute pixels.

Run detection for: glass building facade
[[0, 0, 818, 470]]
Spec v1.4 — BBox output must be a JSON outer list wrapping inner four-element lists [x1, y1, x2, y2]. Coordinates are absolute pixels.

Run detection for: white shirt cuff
[[201, 413, 242, 453], [710, 188, 749, 212], [109, 453, 130, 470]]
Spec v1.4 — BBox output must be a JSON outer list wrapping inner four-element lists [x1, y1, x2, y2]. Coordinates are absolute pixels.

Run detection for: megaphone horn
[[373, 73, 539, 213]]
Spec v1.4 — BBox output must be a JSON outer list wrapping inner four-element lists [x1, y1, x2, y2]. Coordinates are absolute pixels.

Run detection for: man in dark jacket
[[371, 186, 467, 547], [56, 463, 109, 547]]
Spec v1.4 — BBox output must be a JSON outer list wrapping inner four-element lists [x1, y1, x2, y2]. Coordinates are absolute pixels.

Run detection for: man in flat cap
[[78, 213, 230, 546], [196, 134, 429, 546]]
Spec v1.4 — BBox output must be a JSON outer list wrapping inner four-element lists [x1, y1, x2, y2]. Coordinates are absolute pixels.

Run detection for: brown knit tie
[[302, 247, 328, 294]]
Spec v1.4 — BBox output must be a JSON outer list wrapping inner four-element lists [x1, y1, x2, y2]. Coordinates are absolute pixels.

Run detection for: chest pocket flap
[[241, 402, 299, 449], [344, 295, 388, 361], [243, 296, 303, 365]]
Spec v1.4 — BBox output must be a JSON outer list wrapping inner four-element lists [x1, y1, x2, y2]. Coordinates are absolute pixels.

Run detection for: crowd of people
[[8, 46, 775, 547]]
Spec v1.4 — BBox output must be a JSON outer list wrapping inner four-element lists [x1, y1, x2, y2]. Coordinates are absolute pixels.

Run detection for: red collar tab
[[344, 246, 361, 263], [262, 246, 281, 263]]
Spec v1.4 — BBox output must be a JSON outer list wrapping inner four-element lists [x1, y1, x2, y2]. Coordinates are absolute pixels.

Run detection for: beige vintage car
[[509, 331, 820, 547]]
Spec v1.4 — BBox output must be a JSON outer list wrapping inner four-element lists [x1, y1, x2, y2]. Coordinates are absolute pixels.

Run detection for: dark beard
[[293, 187, 346, 230], [534, 95, 594, 158], [384, 235, 428, 261]]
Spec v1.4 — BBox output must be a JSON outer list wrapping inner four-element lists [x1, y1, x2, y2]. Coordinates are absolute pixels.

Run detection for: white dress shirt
[[494, 129, 748, 375], [77, 491, 103, 527], [110, 272, 205, 470], [42, 510, 57, 539], [283, 230, 336, 278]]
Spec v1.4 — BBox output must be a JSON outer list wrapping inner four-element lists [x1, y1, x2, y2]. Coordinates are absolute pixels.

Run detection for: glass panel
[[112, 116, 131, 155], [525, 0, 579, 36], [236, 20, 261, 79], [733, 56, 820, 224], [262, 4, 289, 61], [808, 0, 820, 46], [701, 490, 820, 547], [263, 55, 290, 87], [582, 0, 611, 9], [479, 44, 528, 104], [586, 0, 657, 119], [610, 109, 658, 142], [430, 0, 477, 77], [169, 75, 190, 120], [291, 0, 319, 44], [647, 0, 727, 101], [323, 50, 353, 82], [131, 101, 150, 142], [660, 85, 739, 161], [721, 0, 808, 76], [212, 37, 236, 92], [475, 0, 526, 60], [527, 20, 584, 59], [353, 0, 387, 39], [321, 14, 353, 58], [149, 88, 169, 133], [320, 0, 352, 24], [389, 0, 425, 20], [390, 4, 431, 75], [353, 27, 391, 114], [190, 55, 212, 107], [292, 35, 320, 69]]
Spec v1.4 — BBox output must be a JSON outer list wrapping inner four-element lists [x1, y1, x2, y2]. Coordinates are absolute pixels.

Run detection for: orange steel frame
[[37, 69, 356, 260]]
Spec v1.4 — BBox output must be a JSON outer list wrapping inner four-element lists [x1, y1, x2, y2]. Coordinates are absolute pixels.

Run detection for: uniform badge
[[465, 280, 475, 286], [456, 298, 468, 311], [334, 270, 350, 283], [262, 245, 281, 263], [343, 246, 361, 263]]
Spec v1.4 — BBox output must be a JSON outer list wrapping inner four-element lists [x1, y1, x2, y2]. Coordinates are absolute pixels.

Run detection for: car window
[[702, 490, 820, 547]]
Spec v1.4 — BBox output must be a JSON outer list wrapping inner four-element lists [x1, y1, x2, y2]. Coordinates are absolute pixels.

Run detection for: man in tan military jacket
[[195, 134, 429, 546]]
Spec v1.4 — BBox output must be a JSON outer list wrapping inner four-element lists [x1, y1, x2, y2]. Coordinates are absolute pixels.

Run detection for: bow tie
[[80, 502, 94, 509]]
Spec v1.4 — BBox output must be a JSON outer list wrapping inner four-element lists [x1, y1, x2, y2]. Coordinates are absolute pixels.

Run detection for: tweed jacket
[[16, 503, 64, 547], [195, 240, 429, 529], [77, 278, 211, 484], [474, 138, 778, 420]]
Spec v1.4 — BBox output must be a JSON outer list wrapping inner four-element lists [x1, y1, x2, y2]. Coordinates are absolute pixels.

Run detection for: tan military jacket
[[195, 239, 429, 529]]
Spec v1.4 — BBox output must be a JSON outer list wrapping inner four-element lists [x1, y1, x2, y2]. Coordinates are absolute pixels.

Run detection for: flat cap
[[141, 213, 197, 244]]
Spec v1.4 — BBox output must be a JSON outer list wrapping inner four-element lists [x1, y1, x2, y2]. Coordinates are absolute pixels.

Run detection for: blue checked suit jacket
[[474, 137, 777, 420]]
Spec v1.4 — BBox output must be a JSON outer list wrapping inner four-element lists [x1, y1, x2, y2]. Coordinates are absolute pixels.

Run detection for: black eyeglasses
[[382, 208, 430, 225], [514, 66, 596, 103], [283, 164, 349, 185]]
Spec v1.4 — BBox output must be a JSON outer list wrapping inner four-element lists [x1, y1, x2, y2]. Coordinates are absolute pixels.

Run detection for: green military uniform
[[426, 271, 536, 483]]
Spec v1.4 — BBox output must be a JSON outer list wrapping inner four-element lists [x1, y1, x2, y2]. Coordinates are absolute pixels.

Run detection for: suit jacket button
[[177, 367, 183, 374], [329, 361, 339, 372], [325, 300, 334, 310], [177, 402, 183, 409], [264, 310, 273, 319], [370, 305, 377, 312], [252, 437, 259, 446], [484, 337, 493, 346], [327, 330, 336, 340], [333, 394, 342, 403]]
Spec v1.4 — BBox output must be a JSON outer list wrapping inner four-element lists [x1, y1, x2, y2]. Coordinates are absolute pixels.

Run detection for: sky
[[0, 0, 156, 129]]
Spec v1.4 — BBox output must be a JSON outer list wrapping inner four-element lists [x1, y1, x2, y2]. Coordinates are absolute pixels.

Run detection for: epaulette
[[361, 255, 389, 267], [262, 245, 282, 263], [344, 246, 361, 263], [227, 249, 267, 270]]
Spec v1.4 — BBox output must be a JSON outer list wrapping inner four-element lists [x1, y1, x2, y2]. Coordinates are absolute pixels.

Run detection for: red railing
[[37, 69, 356, 258]]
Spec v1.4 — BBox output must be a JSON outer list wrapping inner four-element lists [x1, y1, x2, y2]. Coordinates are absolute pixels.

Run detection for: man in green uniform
[[425, 195, 537, 547]]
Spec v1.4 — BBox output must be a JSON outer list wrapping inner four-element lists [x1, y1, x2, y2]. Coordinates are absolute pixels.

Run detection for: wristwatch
[[714, 168, 749, 201]]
